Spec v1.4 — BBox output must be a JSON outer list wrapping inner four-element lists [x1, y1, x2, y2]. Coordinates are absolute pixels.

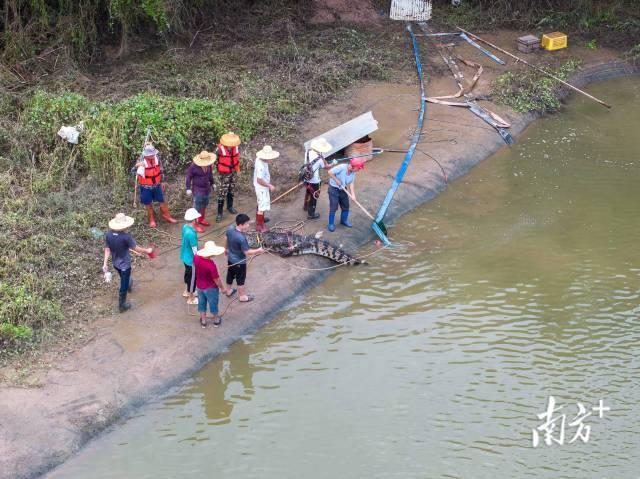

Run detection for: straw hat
[[142, 144, 158, 156], [220, 131, 241, 147], [184, 208, 202, 221], [256, 145, 280, 160], [197, 240, 225, 257], [310, 137, 332, 154], [349, 157, 366, 170], [108, 213, 135, 231], [193, 150, 216, 167]]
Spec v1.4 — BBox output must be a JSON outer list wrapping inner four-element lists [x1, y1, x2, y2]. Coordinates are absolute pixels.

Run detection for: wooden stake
[[456, 27, 612, 109]]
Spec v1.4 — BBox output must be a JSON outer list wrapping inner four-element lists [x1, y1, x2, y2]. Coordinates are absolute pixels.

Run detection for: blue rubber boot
[[328, 211, 336, 232], [340, 210, 352, 228]]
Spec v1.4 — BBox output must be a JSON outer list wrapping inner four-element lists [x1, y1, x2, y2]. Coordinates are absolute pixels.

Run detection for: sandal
[[200, 317, 207, 328], [213, 318, 222, 327], [225, 288, 237, 298], [239, 294, 255, 303]]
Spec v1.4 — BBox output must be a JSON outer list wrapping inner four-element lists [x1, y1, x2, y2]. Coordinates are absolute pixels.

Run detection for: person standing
[[302, 137, 332, 220], [193, 241, 230, 328], [253, 145, 279, 233], [136, 143, 177, 228], [214, 132, 241, 223], [103, 213, 153, 312], [181, 208, 202, 305], [326, 157, 366, 232], [225, 213, 264, 303], [185, 150, 216, 232]]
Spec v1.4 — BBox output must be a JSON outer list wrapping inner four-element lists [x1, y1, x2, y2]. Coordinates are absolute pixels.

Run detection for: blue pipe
[[372, 23, 426, 246]]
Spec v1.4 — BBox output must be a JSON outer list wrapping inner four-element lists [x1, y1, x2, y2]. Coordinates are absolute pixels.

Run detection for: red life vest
[[217, 145, 240, 174], [137, 155, 162, 186]]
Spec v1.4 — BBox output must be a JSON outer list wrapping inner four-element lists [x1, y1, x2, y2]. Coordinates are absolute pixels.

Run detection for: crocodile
[[245, 231, 363, 265]]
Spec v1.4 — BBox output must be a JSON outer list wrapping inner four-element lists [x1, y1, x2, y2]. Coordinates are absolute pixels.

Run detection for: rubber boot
[[227, 192, 237, 214], [128, 278, 133, 293], [119, 292, 131, 313], [328, 211, 336, 232], [159, 203, 177, 224], [216, 200, 224, 223], [145, 205, 157, 228], [198, 208, 210, 227], [193, 222, 205, 233], [307, 196, 320, 220], [340, 210, 352, 228], [256, 213, 268, 233]]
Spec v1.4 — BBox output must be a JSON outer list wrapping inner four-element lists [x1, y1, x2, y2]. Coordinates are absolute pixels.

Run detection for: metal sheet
[[390, 0, 432, 21], [304, 111, 379, 157]]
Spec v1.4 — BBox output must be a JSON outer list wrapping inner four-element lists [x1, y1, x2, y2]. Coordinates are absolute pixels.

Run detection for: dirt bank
[[1, 31, 637, 479]]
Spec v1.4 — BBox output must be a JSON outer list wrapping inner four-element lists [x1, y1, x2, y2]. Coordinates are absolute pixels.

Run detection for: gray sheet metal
[[303, 111, 379, 158]]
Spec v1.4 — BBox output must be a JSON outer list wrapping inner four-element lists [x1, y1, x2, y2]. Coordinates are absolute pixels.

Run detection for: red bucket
[[147, 243, 157, 259]]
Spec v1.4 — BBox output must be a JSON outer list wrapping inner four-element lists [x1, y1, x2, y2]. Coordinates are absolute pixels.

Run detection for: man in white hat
[[185, 150, 216, 232], [181, 208, 202, 305], [135, 143, 177, 227], [193, 241, 231, 328], [302, 137, 332, 220], [103, 213, 153, 312], [253, 145, 279, 233]]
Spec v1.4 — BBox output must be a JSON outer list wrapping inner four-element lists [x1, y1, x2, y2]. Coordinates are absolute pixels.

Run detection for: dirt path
[[0, 31, 634, 479]]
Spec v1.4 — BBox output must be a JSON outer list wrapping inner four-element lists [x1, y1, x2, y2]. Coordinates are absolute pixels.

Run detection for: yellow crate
[[541, 32, 568, 51]]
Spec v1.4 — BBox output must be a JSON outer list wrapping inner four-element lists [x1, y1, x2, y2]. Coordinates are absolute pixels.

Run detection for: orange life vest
[[137, 155, 162, 186], [217, 145, 240, 174]]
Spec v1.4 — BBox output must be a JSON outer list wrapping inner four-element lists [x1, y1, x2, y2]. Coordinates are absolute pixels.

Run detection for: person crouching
[[193, 241, 231, 328], [253, 145, 279, 233]]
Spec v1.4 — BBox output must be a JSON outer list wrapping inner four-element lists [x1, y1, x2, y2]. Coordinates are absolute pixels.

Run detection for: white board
[[390, 0, 432, 21], [304, 111, 378, 157]]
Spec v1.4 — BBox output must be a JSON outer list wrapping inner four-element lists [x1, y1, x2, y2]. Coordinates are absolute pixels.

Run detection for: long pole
[[456, 27, 612, 109], [342, 186, 375, 221], [271, 182, 304, 205]]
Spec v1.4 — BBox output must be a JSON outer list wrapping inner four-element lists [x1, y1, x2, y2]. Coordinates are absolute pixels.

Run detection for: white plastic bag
[[57, 121, 84, 144]]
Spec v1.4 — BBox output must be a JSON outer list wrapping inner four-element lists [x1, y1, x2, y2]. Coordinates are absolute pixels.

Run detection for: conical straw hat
[[220, 132, 241, 147]]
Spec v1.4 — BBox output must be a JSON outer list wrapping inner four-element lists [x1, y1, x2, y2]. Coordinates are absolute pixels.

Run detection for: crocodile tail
[[298, 238, 363, 265]]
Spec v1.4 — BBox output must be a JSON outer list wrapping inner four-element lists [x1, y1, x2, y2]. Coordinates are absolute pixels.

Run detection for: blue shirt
[[105, 231, 136, 271], [226, 224, 250, 265], [328, 164, 356, 188], [180, 224, 198, 266]]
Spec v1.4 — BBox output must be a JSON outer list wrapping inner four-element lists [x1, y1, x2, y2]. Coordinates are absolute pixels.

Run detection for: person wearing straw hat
[[185, 150, 216, 232], [102, 213, 153, 312], [326, 157, 366, 232], [302, 137, 332, 220], [253, 145, 279, 233], [193, 241, 231, 328], [181, 208, 202, 305], [135, 143, 177, 227], [214, 131, 242, 223]]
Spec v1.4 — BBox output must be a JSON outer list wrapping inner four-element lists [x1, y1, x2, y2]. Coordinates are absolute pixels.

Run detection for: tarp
[[304, 111, 378, 157]]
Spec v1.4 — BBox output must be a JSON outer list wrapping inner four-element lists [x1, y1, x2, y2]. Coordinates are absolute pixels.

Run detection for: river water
[[48, 78, 640, 478]]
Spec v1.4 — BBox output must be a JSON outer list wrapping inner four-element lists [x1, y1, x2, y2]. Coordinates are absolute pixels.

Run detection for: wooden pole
[[456, 27, 612, 109], [271, 182, 304, 205], [342, 187, 375, 221]]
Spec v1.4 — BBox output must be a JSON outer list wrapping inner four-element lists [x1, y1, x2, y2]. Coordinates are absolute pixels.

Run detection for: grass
[[0, 12, 413, 367]]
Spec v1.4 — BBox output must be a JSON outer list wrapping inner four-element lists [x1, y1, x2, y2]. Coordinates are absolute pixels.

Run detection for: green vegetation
[[491, 59, 582, 113]]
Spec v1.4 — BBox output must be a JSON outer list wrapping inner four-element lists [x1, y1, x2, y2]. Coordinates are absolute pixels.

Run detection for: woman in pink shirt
[[193, 241, 231, 328]]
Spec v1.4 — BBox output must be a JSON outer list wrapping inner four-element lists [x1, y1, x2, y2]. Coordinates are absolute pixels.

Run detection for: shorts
[[197, 287, 219, 314], [139, 184, 165, 205], [226, 262, 247, 286], [193, 194, 210, 211], [255, 188, 271, 212]]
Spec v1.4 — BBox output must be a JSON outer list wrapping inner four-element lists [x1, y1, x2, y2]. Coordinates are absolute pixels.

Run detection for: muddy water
[[48, 77, 640, 478]]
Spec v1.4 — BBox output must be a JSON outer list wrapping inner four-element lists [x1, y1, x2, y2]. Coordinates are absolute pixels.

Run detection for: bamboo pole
[[342, 187, 375, 221], [456, 27, 612, 109], [271, 182, 304, 205]]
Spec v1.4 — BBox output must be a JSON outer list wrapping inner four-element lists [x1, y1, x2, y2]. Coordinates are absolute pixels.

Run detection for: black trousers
[[184, 263, 196, 293], [305, 182, 321, 216]]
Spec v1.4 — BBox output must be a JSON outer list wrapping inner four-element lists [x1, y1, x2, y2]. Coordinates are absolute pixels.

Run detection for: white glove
[[331, 160, 338, 166], [186, 189, 192, 196]]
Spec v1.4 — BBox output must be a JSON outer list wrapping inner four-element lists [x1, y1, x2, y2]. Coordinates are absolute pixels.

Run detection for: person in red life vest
[[185, 150, 216, 233], [135, 143, 177, 227], [214, 131, 241, 223]]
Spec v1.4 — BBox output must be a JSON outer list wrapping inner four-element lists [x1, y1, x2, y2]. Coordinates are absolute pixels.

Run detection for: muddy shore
[[1, 34, 637, 478]]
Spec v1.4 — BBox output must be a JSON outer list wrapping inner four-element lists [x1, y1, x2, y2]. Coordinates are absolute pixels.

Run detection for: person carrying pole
[[253, 145, 279, 233], [185, 150, 216, 232], [302, 137, 332, 220], [326, 157, 365, 232], [214, 132, 242, 223], [103, 213, 153, 312], [135, 143, 177, 227]]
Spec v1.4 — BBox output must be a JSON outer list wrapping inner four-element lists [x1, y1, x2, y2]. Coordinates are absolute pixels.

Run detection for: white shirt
[[305, 150, 325, 184], [253, 158, 270, 192]]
